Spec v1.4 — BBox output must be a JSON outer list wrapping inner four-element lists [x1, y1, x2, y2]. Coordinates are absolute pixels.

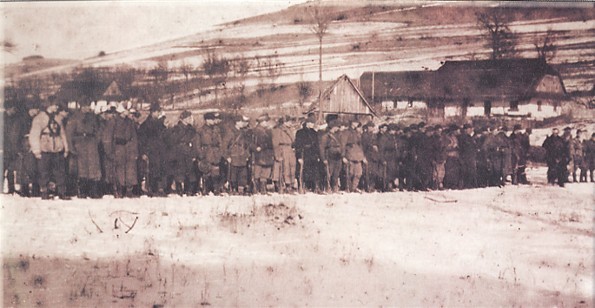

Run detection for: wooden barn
[[359, 58, 568, 120], [307, 74, 377, 121]]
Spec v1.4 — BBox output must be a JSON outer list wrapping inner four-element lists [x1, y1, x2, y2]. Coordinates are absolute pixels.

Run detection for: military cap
[[257, 113, 270, 122], [305, 117, 316, 124], [149, 102, 161, 112], [563, 126, 572, 131], [418, 121, 426, 128], [180, 110, 193, 120], [409, 123, 418, 130], [388, 123, 400, 131]]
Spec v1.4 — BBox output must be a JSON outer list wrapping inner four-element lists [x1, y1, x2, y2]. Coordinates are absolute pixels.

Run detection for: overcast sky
[[1, 0, 305, 63]]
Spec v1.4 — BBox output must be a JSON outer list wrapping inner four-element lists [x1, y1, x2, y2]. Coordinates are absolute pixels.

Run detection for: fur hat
[[180, 110, 193, 120]]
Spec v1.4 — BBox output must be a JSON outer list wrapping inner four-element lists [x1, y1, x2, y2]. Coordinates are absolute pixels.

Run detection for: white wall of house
[[444, 99, 562, 119], [395, 100, 427, 109]]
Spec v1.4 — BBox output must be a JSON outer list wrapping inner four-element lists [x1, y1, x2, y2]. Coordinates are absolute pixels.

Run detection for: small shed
[[102, 80, 123, 99], [307, 75, 377, 118]]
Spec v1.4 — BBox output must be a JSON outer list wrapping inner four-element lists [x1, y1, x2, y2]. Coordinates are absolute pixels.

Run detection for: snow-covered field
[[1, 167, 593, 307]]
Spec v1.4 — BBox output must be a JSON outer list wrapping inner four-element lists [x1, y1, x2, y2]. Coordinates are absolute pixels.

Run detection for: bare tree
[[179, 61, 194, 105], [534, 30, 558, 62], [202, 49, 230, 106], [476, 8, 517, 60], [307, 2, 333, 122], [263, 53, 284, 90], [230, 55, 252, 112]]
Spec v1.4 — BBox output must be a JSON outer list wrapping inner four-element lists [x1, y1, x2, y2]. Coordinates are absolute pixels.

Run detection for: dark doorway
[[484, 100, 492, 116]]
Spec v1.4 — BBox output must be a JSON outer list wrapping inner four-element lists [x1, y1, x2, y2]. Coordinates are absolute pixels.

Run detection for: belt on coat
[[75, 132, 95, 137]]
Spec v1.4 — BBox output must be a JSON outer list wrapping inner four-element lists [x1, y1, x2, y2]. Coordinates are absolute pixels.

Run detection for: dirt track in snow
[[1, 167, 593, 307]]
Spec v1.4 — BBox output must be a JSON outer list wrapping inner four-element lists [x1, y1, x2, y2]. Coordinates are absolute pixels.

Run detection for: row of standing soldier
[[3, 98, 595, 199]]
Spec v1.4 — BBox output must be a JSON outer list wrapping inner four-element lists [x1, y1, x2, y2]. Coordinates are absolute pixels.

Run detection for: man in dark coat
[[497, 126, 513, 183], [340, 120, 366, 192], [225, 115, 252, 194], [542, 127, 569, 187], [509, 124, 528, 185], [137, 103, 168, 196], [66, 103, 102, 198], [362, 123, 382, 191], [164, 110, 197, 195], [584, 133, 595, 182], [320, 120, 343, 192], [443, 125, 461, 190], [458, 124, 478, 189], [294, 117, 320, 192], [272, 116, 297, 193], [251, 114, 275, 193], [101, 106, 138, 198], [570, 129, 586, 183], [432, 125, 447, 190], [482, 126, 501, 186], [195, 112, 224, 195], [17, 100, 41, 197], [3, 100, 23, 194]]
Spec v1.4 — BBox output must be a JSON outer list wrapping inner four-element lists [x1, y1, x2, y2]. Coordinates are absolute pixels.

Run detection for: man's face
[[552, 129, 559, 136], [47, 105, 59, 113], [306, 122, 315, 129], [28, 108, 39, 117], [151, 110, 160, 119], [380, 127, 388, 134]]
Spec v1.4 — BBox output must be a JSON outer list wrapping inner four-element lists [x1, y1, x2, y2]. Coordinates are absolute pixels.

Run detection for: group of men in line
[[542, 126, 595, 186], [3, 97, 595, 200]]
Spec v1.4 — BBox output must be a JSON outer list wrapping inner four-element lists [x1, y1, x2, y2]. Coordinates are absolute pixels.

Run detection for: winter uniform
[[29, 110, 69, 198], [570, 134, 586, 182], [271, 124, 296, 191], [458, 130, 478, 189], [251, 123, 274, 193], [101, 114, 138, 196], [226, 125, 252, 193], [66, 109, 102, 197], [319, 124, 343, 192], [584, 136, 595, 182], [294, 123, 320, 192], [137, 114, 168, 196], [164, 119, 197, 195], [195, 121, 224, 194], [340, 126, 366, 192], [3, 106, 23, 194], [542, 132, 569, 186]]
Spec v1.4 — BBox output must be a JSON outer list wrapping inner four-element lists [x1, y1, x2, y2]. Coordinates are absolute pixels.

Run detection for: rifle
[[324, 161, 331, 192], [141, 155, 150, 194], [298, 151, 304, 194], [345, 160, 351, 192], [279, 158, 285, 194], [226, 160, 232, 193], [382, 162, 387, 192], [364, 161, 370, 192]]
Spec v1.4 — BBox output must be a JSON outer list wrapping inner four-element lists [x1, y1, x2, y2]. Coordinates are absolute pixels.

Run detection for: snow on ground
[[1, 167, 593, 307]]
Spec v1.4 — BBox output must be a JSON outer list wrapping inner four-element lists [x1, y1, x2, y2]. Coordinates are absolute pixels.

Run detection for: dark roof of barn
[[360, 71, 433, 101], [432, 58, 566, 100]]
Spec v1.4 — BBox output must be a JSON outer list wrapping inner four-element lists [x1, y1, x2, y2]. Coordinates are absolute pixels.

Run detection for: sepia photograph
[[1, 0, 594, 306]]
